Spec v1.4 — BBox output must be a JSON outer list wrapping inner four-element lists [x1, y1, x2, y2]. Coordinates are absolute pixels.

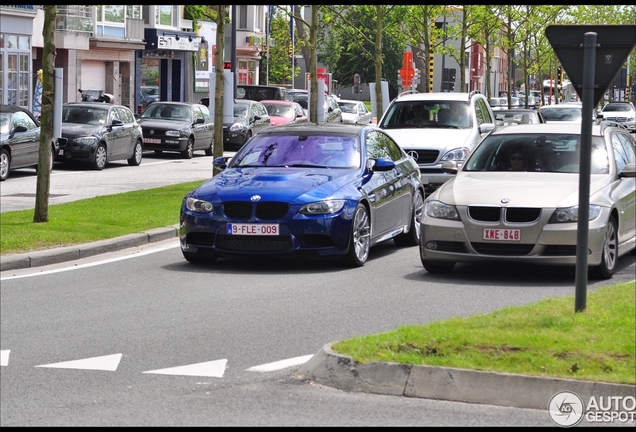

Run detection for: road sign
[[545, 25, 636, 106]]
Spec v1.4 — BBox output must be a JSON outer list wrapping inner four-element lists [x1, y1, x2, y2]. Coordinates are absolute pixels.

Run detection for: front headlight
[[299, 199, 346, 215], [441, 147, 470, 162], [425, 200, 460, 220], [166, 130, 181, 137], [230, 123, 245, 132], [73, 136, 98, 145], [185, 196, 214, 214], [549, 205, 602, 223]]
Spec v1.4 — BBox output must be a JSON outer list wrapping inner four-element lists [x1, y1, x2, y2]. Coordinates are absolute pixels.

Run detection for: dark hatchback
[[1, 105, 57, 181], [223, 99, 271, 150], [137, 102, 214, 159], [56, 102, 143, 170]]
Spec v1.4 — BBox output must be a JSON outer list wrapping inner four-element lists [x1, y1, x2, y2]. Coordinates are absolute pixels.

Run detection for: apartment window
[[238, 5, 248, 29], [156, 5, 179, 27], [97, 5, 143, 38], [1, 34, 31, 107], [255, 6, 263, 32]]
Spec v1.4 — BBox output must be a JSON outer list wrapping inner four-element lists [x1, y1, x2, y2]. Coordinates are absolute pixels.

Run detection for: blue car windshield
[[230, 134, 361, 169]]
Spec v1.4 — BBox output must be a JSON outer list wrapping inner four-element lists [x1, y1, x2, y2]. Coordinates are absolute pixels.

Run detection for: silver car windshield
[[463, 134, 609, 174]]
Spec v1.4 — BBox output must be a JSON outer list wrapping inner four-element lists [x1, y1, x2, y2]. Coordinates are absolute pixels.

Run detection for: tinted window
[[12, 110, 38, 130]]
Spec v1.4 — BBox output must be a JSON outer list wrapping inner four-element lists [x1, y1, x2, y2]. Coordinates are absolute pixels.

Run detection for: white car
[[597, 101, 636, 133], [419, 122, 636, 279], [538, 102, 596, 125], [337, 99, 373, 124], [377, 91, 496, 194]]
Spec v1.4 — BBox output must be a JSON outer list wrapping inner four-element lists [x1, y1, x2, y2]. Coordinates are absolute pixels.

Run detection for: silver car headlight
[[549, 205, 602, 223], [166, 130, 181, 137], [185, 197, 214, 214], [299, 200, 346, 215], [73, 136, 98, 145], [230, 123, 245, 132], [441, 147, 470, 162], [425, 200, 460, 220]]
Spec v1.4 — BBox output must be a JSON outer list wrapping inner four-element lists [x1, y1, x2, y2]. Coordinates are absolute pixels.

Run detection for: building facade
[[0, 5, 267, 114]]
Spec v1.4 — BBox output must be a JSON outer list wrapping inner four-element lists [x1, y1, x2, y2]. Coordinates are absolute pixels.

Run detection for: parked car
[[56, 102, 143, 170], [179, 123, 425, 267], [538, 102, 596, 124], [289, 93, 343, 123], [137, 101, 214, 159], [284, 88, 308, 101], [419, 122, 636, 279], [377, 91, 496, 195], [489, 97, 507, 111], [494, 108, 546, 126], [236, 84, 287, 101], [338, 99, 373, 125], [0, 105, 57, 181], [223, 99, 271, 150], [140, 85, 159, 109], [597, 101, 636, 133], [260, 99, 308, 126]]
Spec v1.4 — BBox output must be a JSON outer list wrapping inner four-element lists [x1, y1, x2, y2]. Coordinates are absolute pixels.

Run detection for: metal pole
[[231, 5, 237, 98], [290, 5, 295, 88], [440, 15, 446, 92], [574, 32, 596, 313]]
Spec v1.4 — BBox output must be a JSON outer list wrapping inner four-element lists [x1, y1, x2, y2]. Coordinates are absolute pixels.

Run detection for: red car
[[260, 100, 308, 127]]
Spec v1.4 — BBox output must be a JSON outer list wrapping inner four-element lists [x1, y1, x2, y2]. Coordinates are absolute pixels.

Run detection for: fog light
[[426, 241, 437, 250]]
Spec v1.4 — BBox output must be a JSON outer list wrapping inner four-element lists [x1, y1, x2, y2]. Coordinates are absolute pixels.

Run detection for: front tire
[[128, 140, 143, 166], [93, 143, 107, 170], [590, 216, 618, 280], [394, 188, 424, 247], [343, 203, 370, 267], [181, 138, 194, 159], [0, 148, 10, 181], [205, 140, 213, 156]]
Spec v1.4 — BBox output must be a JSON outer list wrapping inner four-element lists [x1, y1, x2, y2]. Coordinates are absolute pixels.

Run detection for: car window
[[116, 107, 134, 124], [110, 107, 122, 123], [474, 98, 491, 125], [612, 132, 631, 171], [615, 132, 636, 165], [366, 130, 401, 161], [11, 110, 38, 130], [198, 105, 211, 122]]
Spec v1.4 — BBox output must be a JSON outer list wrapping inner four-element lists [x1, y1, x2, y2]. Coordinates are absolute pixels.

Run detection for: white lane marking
[[1, 242, 179, 281], [143, 359, 227, 378], [246, 354, 313, 372], [1, 350, 10, 366], [36, 353, 122, 371]]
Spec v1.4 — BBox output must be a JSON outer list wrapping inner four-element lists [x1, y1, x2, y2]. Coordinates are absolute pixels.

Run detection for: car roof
[[259, 100, 293, 105], [257, 122, 370, 136], [63, 102, 120, 108], [337, 99, 362, 104], [393, 92, 483, 102], [0, 105, 33, 114], [489, 122, 609, 136]]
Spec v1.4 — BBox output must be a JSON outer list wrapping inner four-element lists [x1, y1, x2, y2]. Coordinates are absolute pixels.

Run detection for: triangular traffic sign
[[545, 25, 636, 106]]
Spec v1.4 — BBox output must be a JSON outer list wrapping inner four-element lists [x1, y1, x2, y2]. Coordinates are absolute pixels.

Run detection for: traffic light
[[556, 66, 562, 87], [223, 61, 232, 70]]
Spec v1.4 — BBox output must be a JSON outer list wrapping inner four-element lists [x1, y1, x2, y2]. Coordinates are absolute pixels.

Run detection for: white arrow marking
[[143, 359, 227, 377], [246, 354, 313, 372], [1, 350, 10, 366], [36, 353, 122, 371]]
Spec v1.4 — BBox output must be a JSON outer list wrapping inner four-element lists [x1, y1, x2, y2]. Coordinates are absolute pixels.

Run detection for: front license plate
[[144, 138, 161, 144], [227, 223, 279, 236], [483, 228, 521, 241]]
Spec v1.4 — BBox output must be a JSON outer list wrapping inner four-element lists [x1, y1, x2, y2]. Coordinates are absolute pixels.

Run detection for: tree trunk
[[33, 5, 57, 223], [213, 5, 228, 177]]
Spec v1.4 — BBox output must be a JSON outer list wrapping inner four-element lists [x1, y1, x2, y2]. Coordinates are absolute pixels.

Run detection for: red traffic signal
[[223, 62, 232, 70]]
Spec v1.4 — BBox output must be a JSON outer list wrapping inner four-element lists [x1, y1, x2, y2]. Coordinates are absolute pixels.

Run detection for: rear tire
[[205, 140, 213, 156], [343, 203, 370, 267], [589, 216, 618, 280], [128, 140, 143, 166]]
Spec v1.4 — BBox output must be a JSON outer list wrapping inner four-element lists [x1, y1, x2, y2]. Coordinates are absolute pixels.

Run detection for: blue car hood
[[193, 167, 358, 203]]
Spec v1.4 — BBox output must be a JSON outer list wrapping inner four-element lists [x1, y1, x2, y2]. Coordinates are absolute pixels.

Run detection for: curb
[[294, 343, 636, 411], [0, 225, 179, 272]]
